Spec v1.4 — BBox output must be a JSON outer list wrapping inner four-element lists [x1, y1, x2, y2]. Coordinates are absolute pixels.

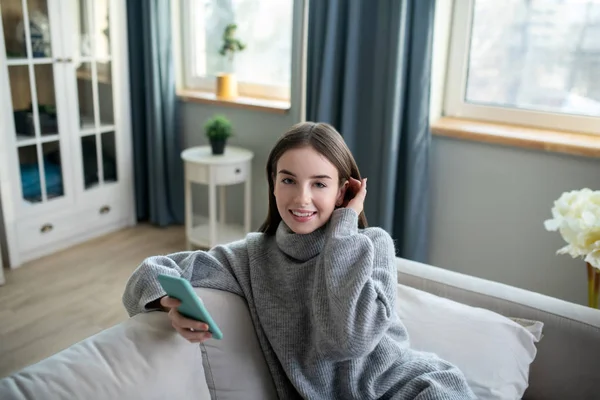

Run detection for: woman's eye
[[281, 178, 294, 184], [315, 182, 326, 188]]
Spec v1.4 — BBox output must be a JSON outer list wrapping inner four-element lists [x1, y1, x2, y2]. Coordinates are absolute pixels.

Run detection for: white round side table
[[181, 146, 254, 250]]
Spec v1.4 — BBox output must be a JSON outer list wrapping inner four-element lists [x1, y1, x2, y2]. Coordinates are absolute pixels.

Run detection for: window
[[180, 0, 294, 101], [444, 0, 600, 134]]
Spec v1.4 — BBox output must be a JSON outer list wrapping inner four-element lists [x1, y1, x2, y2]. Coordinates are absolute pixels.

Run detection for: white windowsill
[[177, 89, 291, 114]]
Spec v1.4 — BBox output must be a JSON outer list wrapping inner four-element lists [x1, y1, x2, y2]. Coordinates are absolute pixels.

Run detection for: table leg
[[219, 186, 226, 225], [209, 178, 217, 248]]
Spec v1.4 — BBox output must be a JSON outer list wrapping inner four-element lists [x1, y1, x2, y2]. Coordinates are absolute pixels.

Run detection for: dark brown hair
[[259, 121, 368, 235]]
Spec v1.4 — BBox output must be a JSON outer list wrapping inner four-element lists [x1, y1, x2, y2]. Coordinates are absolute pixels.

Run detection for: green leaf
[[204, 114, 233, 140]]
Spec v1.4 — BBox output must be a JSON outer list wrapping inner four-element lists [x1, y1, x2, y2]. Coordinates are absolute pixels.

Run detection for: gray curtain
[[306, 0, 435, 262], [127, 0, 184, 226]]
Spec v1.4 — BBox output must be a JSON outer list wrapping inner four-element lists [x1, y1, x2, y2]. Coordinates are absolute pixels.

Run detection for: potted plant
[[204, 115, 233, 155], [216, 23, 245, 99]]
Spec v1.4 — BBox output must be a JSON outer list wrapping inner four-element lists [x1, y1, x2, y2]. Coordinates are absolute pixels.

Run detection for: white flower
[[544, 188, 600, 268], [585, 249, 600, 269]]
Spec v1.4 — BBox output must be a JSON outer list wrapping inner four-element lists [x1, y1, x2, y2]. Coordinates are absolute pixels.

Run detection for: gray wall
[[180, 1, 305, 231], [429, 136, 600, 305]]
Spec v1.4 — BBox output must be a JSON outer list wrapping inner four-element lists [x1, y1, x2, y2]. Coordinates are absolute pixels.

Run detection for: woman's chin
[[291, 227, 317, 235], [284, 218, 323, 235]]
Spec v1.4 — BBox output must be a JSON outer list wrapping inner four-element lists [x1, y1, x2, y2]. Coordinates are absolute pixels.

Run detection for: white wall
[[429, 136, 600, 305]]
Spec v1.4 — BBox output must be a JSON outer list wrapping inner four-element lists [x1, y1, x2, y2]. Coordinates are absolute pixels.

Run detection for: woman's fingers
[[161, 295, 213, 343], [168, 308, 212, 342], [173, 323, 213, 342], [350, 178, 366, 192], [160, 296, 181, 310], [346, 178, 367, 215], [348, 178, 366, 198], [169, 308, 209, 330]]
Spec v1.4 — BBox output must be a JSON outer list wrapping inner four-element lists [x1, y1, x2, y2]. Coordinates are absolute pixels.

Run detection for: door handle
[[40, 223, 53, 233], [99, 205, 111, 214]]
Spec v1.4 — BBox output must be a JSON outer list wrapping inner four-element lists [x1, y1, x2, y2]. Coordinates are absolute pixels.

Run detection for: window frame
[[443, 0, 600, 135], [179, 0, 292, 102]]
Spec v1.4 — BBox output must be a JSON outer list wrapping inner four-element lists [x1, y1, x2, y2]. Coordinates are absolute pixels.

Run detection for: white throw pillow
[[396, 284, 543, 400]]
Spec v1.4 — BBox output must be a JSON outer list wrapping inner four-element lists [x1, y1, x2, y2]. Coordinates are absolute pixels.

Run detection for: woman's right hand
[[344, 177, 367, 216], [160, 296, 213, 343]]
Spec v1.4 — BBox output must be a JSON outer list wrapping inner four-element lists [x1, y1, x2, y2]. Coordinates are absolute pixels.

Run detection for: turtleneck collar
[[275, 221, 327, 262]]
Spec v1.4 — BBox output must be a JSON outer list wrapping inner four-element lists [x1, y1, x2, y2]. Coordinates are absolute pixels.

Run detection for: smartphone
[[156, 274, 223, 340]]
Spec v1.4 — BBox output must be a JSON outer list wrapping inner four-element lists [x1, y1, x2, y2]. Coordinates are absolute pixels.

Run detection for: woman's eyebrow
[[278, 169, 296, 176], [277, 169, 332, 180]]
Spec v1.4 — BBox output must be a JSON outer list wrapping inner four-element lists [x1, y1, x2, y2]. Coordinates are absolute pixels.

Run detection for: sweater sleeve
[[122, 239, 247, 317], [311, 208, 397, 361]]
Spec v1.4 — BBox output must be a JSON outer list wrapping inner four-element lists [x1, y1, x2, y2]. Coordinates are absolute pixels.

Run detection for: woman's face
[[273, 146, 347, 234]]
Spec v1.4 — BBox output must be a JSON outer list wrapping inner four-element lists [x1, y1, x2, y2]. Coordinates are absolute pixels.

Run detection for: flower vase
[[587, 262, 600, 309], [216, 73, 238, 99]]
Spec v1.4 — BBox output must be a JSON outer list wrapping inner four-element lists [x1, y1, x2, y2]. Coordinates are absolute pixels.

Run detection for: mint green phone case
[[157, 274, 223, 340]]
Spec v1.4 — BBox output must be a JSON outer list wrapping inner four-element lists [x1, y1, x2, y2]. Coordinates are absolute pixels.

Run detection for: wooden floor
[[0, 223, 186, 379]]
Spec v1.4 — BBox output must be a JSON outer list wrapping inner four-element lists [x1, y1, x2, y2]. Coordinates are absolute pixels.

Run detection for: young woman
[[123, 122, 474, 399]]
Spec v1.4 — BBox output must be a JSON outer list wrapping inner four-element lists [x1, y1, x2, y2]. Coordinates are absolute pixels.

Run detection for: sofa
[[1, 257, 599, 400]]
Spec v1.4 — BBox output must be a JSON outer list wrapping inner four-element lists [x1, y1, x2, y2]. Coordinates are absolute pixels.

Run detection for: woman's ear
[[336, 180, 349, 206]]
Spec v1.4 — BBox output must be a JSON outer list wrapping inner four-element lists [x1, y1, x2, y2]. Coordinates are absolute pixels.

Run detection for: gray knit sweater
[[123, 209, 475, 399]]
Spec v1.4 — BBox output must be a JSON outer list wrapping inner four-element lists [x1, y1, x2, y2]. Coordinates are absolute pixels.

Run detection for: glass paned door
[[74, 0, 117, 192], [2, 0, 54, 60], [1, 0, 68, 206]]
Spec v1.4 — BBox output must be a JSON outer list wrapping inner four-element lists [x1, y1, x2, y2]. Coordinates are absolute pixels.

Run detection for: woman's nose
[[294, 186, 311, 204]]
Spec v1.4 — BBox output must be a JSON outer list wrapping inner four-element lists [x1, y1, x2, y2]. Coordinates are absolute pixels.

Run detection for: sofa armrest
[[0, 312, 210, 400], [396, 257, 600, 400]]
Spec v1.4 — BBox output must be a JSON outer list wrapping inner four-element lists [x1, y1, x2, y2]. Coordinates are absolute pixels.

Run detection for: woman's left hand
[[345, 177, 367, 216]]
